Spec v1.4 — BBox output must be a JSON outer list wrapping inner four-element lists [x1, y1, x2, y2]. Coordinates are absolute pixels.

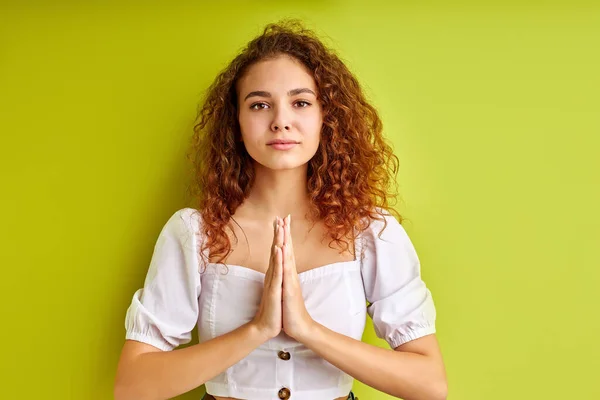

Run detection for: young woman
[[115, 20, 447, 400]]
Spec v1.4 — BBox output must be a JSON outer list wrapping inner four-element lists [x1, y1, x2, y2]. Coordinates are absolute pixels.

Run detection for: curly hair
[[186, 19, 404, 272]]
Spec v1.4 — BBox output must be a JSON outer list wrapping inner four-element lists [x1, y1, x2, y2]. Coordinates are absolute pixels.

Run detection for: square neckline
[[192, 210, 364, 283], [206, 258, 361, 283]]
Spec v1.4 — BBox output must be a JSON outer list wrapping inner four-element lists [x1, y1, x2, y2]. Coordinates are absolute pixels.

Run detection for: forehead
[[237, 56, 316, 93]]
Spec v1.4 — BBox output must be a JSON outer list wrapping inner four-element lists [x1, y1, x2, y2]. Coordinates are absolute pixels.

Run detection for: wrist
[[296, 318, 319, 343], [246, 321, 274, 344]]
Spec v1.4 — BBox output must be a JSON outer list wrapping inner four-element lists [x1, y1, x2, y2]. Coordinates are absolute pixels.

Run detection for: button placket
[[276, 348, 293, 399]]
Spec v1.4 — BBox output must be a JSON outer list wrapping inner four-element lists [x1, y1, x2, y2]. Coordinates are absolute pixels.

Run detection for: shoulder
[[171, 207, 201, 229], [361, 206, 409, 244], [159, 208, 203, 242], [357, 207, 419, 265]]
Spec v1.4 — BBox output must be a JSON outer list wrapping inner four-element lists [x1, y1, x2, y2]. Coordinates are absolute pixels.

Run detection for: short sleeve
[[124, 208, 201, 351], [360, 209, 437, 349]]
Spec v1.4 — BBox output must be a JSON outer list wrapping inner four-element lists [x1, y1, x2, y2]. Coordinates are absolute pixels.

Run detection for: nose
[[270, 106, 291, 132], [271, 123, 290, 131], [271, 123, 290, 132]]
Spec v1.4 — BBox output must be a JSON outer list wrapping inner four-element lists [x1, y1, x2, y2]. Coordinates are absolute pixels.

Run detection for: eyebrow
[[243, 88, 316, 101]]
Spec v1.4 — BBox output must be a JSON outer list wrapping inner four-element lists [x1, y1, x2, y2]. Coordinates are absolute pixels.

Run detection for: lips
[[267, 140, 299, 145], [268, 142, 298, 150]]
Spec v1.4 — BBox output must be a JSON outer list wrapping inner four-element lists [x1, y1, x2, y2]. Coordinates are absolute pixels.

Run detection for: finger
[[276, 218, 282, 249], [266, 218, 278, 285], [285, 214, 293, 248], [282, 216, 287, 246], [282, 242, 288, 273], [277, 217, 284, 248], [285, 217, 298, 282], [283, 215, 293, 264], [282, 218, 289, 264], [272, 217, 278, 247], [276, 218, 287, 278], [270, 218, 277, 263], [271, 245, 282, 290], [265, 244, 277, 287]]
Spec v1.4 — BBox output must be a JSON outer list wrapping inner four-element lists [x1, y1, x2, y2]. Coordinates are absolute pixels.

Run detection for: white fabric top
[[124, 207, 437, 400]]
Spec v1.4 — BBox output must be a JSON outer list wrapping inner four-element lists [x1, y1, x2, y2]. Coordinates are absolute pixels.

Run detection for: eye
[[250, 102, 269, 110], [295, 100, 311, 108]]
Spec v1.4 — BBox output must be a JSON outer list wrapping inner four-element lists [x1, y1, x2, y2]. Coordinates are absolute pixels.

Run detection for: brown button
[[278, 350, 290, 360], [278, 387, 291, 399]]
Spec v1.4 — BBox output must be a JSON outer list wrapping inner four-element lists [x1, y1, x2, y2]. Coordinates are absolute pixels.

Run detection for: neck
[[240, 162, 312, 222]]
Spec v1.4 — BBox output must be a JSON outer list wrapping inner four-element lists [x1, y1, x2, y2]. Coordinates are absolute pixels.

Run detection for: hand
[[279, 214, 315, 342], [250, 217, 283, 341]]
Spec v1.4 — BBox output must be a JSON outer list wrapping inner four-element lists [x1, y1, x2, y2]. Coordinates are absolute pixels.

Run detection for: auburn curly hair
[[186, 19, 404, 272]]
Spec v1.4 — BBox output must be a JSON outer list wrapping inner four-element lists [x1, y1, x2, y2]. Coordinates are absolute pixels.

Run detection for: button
[[278, 350, 290, 360], [278, 387, 291, 399]]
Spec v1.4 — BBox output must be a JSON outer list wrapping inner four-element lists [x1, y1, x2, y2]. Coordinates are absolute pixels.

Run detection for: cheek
[[239, 114, 264, 137], [300, 115, 323, 139], [307, 108, 324, 130]]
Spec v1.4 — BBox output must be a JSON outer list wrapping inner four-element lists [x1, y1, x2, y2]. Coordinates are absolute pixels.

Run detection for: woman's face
[[236, 55, 323, 171]]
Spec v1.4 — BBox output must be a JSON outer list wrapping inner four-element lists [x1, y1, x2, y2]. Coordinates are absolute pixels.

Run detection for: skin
[[228, 54, 447, 400], [114, 54, 447, 400], [209, 55, 350, 400], [234, 54, 323, 222]]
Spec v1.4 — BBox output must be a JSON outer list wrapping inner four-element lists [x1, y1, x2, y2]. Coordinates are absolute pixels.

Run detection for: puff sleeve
[[360, 209, 437, 349], [124, 208, 201, 351]]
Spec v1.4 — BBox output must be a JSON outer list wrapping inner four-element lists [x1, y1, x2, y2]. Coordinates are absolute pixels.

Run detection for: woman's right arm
[[114, 321, 268, 400], [115, 211, 284, 400]]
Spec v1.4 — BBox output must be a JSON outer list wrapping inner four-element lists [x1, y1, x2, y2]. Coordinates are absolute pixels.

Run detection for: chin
[[253, 157, 309, 171]]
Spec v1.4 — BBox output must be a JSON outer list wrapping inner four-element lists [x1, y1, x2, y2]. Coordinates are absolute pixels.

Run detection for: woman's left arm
[[299, 326, 447, 400], [281, 211, 447, 399]]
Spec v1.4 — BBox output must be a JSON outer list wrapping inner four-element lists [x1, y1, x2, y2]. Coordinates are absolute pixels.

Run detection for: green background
[[1, 1, 598, 399]]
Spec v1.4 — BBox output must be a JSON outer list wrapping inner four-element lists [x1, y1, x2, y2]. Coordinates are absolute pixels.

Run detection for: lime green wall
[[1, 1, 598, 399]]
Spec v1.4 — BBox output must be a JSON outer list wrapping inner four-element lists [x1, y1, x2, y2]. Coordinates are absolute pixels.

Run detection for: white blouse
[[124, 207, 437, 400]]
